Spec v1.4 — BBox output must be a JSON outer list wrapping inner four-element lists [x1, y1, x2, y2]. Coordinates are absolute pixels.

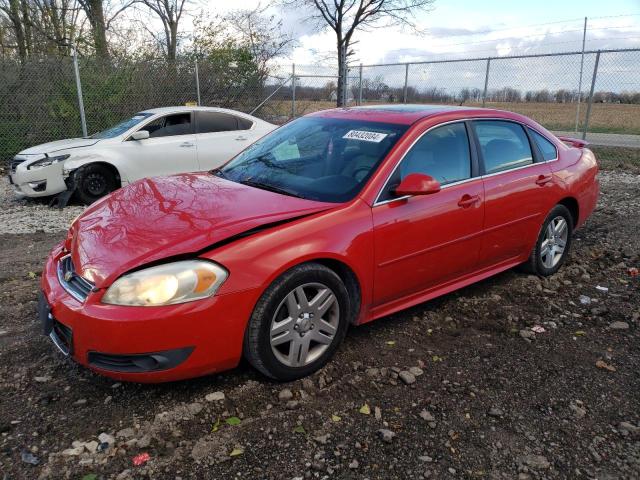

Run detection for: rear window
[[474, 121, 533, 174], [197, 112, 252, 133], [529, 128, 558, 161]]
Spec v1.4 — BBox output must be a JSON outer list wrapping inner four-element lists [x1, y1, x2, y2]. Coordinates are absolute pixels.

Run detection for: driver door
[[371, 121, 485, 306], [117, 112, 200, 181]]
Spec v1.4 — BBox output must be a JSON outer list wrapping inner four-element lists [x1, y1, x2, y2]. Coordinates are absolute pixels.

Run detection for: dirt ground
[[0, 170, 639, 480]]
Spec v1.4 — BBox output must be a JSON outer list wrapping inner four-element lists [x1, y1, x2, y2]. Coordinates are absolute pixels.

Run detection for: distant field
[[262, 100, 640, 135]]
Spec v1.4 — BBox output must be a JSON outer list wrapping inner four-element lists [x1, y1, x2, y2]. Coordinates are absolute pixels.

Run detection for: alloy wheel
[[540, 215, 568, 269], [269, 282, 339, 367]]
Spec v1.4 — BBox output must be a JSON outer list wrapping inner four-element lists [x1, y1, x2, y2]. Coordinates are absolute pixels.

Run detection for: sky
[[206, 0, 640, 66]]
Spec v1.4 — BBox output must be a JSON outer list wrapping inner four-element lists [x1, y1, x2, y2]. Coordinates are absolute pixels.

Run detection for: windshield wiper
[[211, 168, 227, 179], [239, 179, 306, 199]]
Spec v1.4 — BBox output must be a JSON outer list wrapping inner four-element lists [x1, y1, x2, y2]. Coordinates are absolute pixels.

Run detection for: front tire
[[74, 164, 118, 205], [522, 204, 573, 276], [244, 263, 350, 381]]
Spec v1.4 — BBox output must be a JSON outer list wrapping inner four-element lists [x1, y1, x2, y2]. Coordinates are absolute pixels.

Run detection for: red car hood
[[68, 173, 334, 288]]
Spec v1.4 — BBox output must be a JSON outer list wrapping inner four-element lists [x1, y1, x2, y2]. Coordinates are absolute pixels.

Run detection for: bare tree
[[139, 0, 187, 61], [283, 0, 435, 106]]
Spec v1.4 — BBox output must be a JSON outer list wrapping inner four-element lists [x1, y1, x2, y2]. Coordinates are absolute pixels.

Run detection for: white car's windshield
[[216, 117, 408, 203], [89, 113, 154, 139]]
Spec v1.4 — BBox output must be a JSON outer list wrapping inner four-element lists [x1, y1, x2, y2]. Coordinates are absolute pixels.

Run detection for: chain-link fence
[[1, 48, 638, 168]]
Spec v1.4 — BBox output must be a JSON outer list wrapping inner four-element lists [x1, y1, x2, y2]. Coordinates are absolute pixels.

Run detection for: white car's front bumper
[[10, 162, 67, 198]]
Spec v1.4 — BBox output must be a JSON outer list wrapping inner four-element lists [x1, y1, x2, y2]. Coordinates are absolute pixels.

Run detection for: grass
[[590, 146, 640, 173], [259, 100, 640, 136]]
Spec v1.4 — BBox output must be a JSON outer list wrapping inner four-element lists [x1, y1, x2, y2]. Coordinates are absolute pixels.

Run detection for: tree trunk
[[8, 0, 27, 61], [87, 0, 108, 58], [336, 39, 346, 107], [168, 21, 178, 61]]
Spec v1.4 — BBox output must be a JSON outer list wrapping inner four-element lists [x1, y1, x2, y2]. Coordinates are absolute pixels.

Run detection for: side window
[[528, 128, 558, 161], [475, 121, 533, 174], [237, 117, 253, 130], [197, 112, 245, 133], [144, 113, 192, 138], [379, 122, 471, 202]]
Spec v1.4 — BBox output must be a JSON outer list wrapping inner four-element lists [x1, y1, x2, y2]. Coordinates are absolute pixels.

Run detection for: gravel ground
[[0, 178, 85, 234], [0, 169, 638, 480]]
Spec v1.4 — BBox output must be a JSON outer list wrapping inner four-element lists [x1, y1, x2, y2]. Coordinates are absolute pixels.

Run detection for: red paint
[[41, 106, 599, 382]]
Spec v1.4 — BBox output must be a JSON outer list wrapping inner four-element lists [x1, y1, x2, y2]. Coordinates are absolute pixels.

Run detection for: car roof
[[309, 104, 510, 125], [138, 106, 257, 117]]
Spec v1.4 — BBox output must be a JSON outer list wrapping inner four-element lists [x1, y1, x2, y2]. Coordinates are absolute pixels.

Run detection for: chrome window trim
[[373, 117, 558, 206]]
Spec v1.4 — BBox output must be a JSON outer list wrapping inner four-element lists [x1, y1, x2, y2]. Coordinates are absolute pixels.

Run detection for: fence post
[[195, 58, 201, 106], [72, 45, 88, 137], [403, 63, 409, 103], [291, 63, 296, 119], [358, 64, 363, 105], [582, 50, 600, 141], [482, 57, 491, 107], [574, 16, 588, 131]]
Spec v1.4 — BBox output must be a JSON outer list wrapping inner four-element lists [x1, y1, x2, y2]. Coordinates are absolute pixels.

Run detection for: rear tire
[[243, 263, 350, 381], [74, 164, 118, 205], [522, 204, 573, 276]]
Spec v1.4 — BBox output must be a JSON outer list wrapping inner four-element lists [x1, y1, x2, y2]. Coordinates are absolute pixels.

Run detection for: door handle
[[536, 174, 553, 186], [180, 142, 194, 148], [458, 194, 480, 208], [235, 136, 248, 141]]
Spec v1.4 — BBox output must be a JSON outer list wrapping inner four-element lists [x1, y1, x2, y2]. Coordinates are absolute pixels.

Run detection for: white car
[[9, 106, 275, 204]]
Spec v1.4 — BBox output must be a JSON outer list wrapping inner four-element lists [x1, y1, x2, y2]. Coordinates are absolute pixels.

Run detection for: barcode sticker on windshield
[[343, 130, 388, 143]]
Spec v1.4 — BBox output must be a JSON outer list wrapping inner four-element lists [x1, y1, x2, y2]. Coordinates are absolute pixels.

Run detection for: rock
[[136, 434, 151, 448], [34, 376, 51, 383], [609, 321, 630, 330], [205, 391, 225, 402], [278, 388, 293, 401], [519, 330, 535, 342], [73, 398, 87, 406], [313, 434, 329, 445], [348, 459, 359, 469], [21, 450, 39, 465], [619, 421, 640, 437], [519, 454, 551, 470], [285, 400, 299, 410], [398, 371, 416, 385], [419, 410, 435, 422], [418, 455, 433, 462], [62, 446, 85, 456], [187, 402, 203, 415], [98, 432, 116, 445], [84, 440, 99, 454], [579, 295, 591, 305], [377, 429, 396, 443], [488, 407, 504, 418], [374, 406, 382, 420], [570, 401, 587, 418], [302, 378, 315, 393], [116, 427, 135, 439], [409, 366, 424, 376], [365, 368, 380, 377]]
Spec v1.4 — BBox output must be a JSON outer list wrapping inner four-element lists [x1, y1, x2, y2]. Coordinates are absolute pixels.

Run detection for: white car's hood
[[19, 137, 101, 155]]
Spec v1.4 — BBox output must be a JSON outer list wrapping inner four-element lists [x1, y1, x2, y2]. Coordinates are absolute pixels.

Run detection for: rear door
[[472, 120, 557, 268], [372, 121, 485, 306], [195, 111, 255, 170]]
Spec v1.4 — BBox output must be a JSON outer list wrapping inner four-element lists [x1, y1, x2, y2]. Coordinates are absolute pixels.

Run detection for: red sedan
[[39, 105, 599, 382]]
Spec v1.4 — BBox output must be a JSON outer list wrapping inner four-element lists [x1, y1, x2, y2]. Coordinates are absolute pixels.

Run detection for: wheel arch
[[310, 258, 362, 325], [558, 196, 579, 227]]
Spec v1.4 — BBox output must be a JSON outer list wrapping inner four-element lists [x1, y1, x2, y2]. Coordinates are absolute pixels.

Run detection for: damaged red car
[[39, 105, 599, 382]]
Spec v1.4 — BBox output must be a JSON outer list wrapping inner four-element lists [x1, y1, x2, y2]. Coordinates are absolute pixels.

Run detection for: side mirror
[[131, 130, 150, 141], [394, 173, 441, 196]]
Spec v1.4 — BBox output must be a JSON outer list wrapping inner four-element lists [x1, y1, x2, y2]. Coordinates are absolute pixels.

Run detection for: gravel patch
[[0, 178, 85, 234]]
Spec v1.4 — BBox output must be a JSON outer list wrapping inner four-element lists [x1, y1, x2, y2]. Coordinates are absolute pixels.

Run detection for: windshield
[[217, 117, 408, 203], [89, 113, 154, 139]]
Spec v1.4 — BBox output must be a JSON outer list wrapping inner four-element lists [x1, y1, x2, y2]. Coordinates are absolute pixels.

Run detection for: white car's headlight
[[102, 260, 228, 306], [27, 153, 70, 170]]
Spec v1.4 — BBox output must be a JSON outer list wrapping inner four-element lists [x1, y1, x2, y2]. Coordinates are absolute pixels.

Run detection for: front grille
[[50, 319, 73, 355], [57, 254, 94, 302]]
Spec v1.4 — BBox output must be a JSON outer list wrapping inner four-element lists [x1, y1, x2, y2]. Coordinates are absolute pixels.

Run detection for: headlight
[[28, 154, 70, 170], [102, 260, 228, 306]]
